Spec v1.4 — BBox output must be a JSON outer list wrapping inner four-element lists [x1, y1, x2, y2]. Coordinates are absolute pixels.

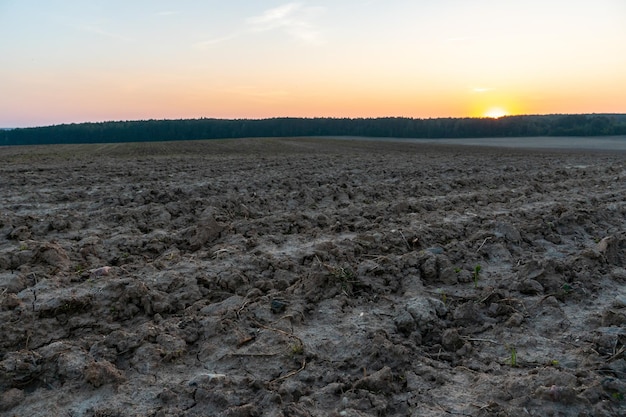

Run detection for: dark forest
[[2, 114, 626, 146]]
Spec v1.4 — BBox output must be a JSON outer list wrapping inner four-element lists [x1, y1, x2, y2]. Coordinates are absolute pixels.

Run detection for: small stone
[[89, 266, 112, 277], [596, 236, 621, 264], [188, 373, 227, 387], [426, 247, 444, 255], [270, 299, 288, 314], [535, 384, 577, 404]]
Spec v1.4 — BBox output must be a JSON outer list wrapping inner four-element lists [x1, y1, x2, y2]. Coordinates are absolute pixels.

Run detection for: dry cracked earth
[[1, 137, 626, 416]]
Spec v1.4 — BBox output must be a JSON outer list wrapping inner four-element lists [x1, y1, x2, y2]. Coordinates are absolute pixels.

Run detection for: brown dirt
[[1, 138, 625, 417]]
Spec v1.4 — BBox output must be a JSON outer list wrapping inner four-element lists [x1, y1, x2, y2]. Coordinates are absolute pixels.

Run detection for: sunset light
[[0, 0, 625, 127], [2, 3, 626, 416], [484, 107, 508, 119]]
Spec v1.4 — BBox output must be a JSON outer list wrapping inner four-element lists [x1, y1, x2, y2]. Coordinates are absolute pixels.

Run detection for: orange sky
[[1, 1, 625, 127]]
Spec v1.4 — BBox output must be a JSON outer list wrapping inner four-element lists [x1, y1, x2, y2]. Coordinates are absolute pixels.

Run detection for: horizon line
[[4, 112, 626, 130]]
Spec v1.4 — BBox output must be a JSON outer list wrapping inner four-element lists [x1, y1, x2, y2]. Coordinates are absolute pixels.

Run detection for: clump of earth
[[1, 138, 625, 416]]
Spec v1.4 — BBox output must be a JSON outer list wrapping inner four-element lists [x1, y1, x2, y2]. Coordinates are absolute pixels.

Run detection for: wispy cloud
[[193, 2, 325, 50], [472, 87, 494, 93], [79, 24, 133, 42], [246, 2, 326, 45], [193, 34, 238, 49]]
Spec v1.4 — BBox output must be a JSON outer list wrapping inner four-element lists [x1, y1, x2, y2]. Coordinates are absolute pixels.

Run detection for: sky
[[1, 0, 625, 127]]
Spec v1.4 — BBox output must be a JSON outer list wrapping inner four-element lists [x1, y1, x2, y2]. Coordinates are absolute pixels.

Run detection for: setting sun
[[484, 107, 508, 118]]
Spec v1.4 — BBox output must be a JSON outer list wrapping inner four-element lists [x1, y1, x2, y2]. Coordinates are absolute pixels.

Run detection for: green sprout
[[561, 283, 572, 294], [473, 265, 482, 288], [290, 342, 304, 356], [329, 265, 358, 295], [510, 346, 517, 367], [436, 288, 448, 305]]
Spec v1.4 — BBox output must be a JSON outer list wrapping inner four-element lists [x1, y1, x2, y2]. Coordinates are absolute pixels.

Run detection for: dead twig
[[236, 299, 250, 319], [270, 313, 303, 333], [433, 403, 473, 416], [606, 345, 626, 363], [251, 319, 307, 385], [398, 230, 411, 250], [476, 236, 492, 252], [227, 352, 279, 357], [236, 335, 256, 348], [461, 337, 498, 344], [268, 358, 307, 385], [362, 254, 391, 262], [251, 319, 303, 345]]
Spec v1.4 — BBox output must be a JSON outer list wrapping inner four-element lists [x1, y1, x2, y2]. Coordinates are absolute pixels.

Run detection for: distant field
[[2, 136, 626, 162], [330, 135, 626, 151]]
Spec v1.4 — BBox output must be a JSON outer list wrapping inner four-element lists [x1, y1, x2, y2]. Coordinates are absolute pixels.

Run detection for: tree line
[[2, 114, 626, 146]]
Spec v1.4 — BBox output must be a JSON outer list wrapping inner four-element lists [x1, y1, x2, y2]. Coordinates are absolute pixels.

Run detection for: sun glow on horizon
[[484, 107, 508, 118]]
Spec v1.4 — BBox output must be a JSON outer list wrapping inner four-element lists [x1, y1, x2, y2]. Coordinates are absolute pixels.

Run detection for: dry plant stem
[[251, 319, 304, 346], [362, 254, 390, 262], [250, 319, 307, 384], [398, 230, 411, 250], [462, 337, 498, 344], [236, 335, 256, 348], [268, 358, 307, 385], [476, 237, 492, 252], [434, 403, 473, 416], [236, 299, 250, 319], [606, 346, 626, 363], [228, 352, 279, 357], [271, 314, 301, 332], [497, 297, 528, 311], [478, 290, 498, 304]]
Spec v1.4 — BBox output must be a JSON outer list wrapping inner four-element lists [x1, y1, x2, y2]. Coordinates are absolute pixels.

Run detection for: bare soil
[[1, 138, 626, 417]]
